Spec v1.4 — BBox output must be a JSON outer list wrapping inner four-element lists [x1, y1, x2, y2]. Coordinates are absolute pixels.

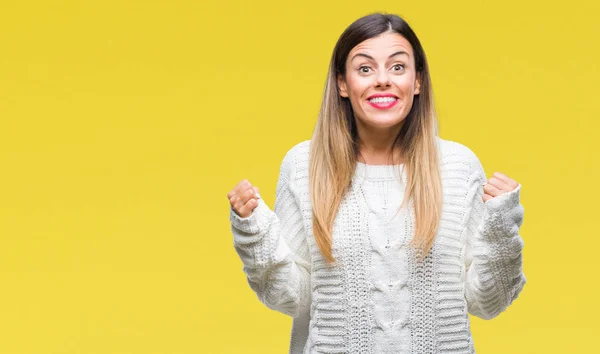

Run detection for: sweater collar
[[354, 161, 405, 182]]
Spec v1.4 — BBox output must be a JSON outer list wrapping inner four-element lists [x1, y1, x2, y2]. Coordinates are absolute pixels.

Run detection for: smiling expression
[[337, 31, 421, 131]]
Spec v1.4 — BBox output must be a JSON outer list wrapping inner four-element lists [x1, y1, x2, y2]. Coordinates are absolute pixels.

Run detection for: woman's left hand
[[483, 172, 519, 202]]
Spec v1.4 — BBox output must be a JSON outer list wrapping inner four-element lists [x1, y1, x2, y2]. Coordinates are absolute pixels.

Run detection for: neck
[[355, 121, 405, 165]]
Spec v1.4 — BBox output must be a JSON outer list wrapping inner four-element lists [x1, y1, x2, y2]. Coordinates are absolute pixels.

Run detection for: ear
[[337, 74, 348, 98], [414, 72, 421, 95]]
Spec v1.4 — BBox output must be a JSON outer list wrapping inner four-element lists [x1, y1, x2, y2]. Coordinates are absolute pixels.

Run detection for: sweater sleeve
[[463, 153, 527, 320], [229, 146, 311, 318]]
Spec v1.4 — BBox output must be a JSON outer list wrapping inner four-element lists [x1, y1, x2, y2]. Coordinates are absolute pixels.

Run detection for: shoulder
[[281, 140, 310, 166], [279, 139, 311, 179], [436, 136, 485, 177], [436, 136, 478, 162], [284, 140, 311, 160]]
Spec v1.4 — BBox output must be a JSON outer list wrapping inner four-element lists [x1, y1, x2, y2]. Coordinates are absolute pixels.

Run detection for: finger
[[227, 187, 236, 200], [253, 186, 261, 199], [487, 176, 511, 192], [482, 193, 493, 202], [234, 179, 252, 196], [232, 194, 247, 215], [228, 180, 250, 200], [229, 180, 252, 205], [231, 186, 257, 210], [244, 187, 256, 200], [483, 182, 504, 198], [237, 197, 258, 218], [492, 172, 519, 189]]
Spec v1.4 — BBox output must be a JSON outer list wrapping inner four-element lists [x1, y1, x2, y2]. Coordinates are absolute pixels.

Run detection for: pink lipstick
[[366, 93, 399, 109]]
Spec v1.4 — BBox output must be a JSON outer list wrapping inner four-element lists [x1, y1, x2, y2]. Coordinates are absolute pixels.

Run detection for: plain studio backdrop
[[0, 0, 597, 353]]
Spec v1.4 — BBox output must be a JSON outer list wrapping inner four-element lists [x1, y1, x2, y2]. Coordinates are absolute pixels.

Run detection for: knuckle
[[234, 199, 243, 209], [236, 204, 245, 214]]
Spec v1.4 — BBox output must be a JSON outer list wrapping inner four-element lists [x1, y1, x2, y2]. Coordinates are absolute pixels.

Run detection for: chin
[[365, 119, 405, 129], [364, 113, 406, 125]]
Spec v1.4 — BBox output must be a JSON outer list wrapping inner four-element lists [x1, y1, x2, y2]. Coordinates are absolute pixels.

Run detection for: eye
[[392, 64, 405, 71], [359, 66, 371, 74]]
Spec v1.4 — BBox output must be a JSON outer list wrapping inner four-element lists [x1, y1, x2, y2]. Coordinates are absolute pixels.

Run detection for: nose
[[375, 69, 391, 87]]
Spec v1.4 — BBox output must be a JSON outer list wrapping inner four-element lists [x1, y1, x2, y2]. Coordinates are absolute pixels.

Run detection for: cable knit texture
[[230, 137, 526, 354]]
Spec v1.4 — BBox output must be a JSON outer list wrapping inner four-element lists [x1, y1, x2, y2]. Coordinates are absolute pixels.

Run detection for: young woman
[[227, 13, 526, 354]]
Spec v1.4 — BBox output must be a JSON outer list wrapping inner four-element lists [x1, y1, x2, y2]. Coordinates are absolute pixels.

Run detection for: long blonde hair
[[309, 13, 442, 264]]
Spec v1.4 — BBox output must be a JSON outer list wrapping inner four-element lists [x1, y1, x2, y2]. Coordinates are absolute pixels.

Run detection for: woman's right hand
[[227, 179, 261, 218]]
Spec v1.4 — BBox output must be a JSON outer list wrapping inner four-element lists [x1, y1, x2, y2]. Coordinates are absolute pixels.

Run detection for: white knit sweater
[[230, 137, 526, 354]]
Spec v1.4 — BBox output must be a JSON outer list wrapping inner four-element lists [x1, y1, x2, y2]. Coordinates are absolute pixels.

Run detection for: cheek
[[346, 76, 369, 96], [396, 75, 418, 92], [390, 77, 406, 89]]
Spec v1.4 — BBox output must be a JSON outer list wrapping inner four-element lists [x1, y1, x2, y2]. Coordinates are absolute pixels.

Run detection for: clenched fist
[[483, 172, 519, 202], [227, 179, 262, 218]]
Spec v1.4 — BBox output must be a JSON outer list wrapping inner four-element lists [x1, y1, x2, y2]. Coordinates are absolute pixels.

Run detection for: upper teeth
[[369, 97, 397, 103]]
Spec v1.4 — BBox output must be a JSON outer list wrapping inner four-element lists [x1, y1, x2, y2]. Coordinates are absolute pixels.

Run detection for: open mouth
[[367, 96, 399, 109]]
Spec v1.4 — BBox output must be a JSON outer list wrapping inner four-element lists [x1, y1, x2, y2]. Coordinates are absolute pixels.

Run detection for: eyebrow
[[351, 51, 409, 62]]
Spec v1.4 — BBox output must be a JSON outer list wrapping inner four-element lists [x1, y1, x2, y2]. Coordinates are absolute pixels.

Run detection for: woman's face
[[338, 31, 421, 132]]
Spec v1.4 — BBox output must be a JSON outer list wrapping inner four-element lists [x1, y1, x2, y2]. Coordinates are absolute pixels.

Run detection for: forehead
[[348, 32, 413, 59]]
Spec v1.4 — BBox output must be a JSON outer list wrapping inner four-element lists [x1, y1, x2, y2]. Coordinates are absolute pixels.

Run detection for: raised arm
[[229, 146, 311, 318], [463, 153, 527, 320]]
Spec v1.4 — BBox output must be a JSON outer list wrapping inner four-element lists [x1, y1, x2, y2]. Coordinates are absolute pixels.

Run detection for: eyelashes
[[358, 64, 405, 74]]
